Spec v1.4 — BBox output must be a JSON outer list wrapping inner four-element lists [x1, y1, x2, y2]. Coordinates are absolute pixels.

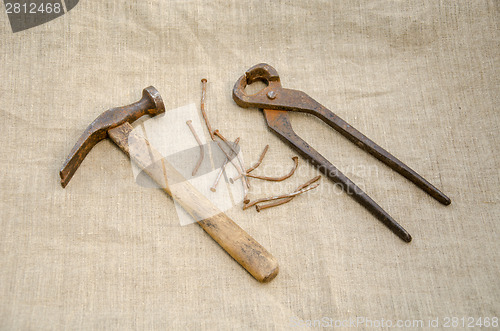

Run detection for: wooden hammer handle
[[108, 123, 279, 282]]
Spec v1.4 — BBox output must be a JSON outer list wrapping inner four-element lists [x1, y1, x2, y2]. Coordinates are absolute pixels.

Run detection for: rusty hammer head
[[60, 86, 165, 188]]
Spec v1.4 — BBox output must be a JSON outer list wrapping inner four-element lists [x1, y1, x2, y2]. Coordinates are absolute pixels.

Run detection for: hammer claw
[[60, 125, 106, 187]]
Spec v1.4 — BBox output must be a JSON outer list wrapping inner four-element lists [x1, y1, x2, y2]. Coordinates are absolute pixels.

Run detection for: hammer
[[60, 86, 279, 282]]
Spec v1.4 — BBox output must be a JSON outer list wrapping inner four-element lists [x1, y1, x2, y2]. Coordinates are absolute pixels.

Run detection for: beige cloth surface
[[1, 1, 499, 329]]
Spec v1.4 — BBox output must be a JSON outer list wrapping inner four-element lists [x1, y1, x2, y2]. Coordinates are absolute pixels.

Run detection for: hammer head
[[60, 86, 165, 188]]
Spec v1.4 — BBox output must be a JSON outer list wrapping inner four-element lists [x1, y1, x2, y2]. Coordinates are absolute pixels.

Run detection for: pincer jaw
[[232, 63, 281, 108]]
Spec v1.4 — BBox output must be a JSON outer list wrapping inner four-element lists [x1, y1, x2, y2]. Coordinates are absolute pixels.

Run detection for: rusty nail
[[256, 175, 321, 211], [214, 138, 248, 189], [212, 135, 250, 204], [246, 156, 298, 182], [267, 90, 277, 100], [246, 145, 270, 173], [200, 78, 215, 140], [211, 137, 240, 192], [214, 130, 250, 189], [186, 120, 205, 176], [243, 182, 320, 210], [231, 144, 269, 182]]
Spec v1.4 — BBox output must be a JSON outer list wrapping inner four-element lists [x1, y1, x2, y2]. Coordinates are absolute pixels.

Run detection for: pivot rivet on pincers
[[267, 91, 277, 100]]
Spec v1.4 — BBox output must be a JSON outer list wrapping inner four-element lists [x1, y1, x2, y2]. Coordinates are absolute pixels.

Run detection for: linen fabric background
[[1, 1, 498, 329]]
